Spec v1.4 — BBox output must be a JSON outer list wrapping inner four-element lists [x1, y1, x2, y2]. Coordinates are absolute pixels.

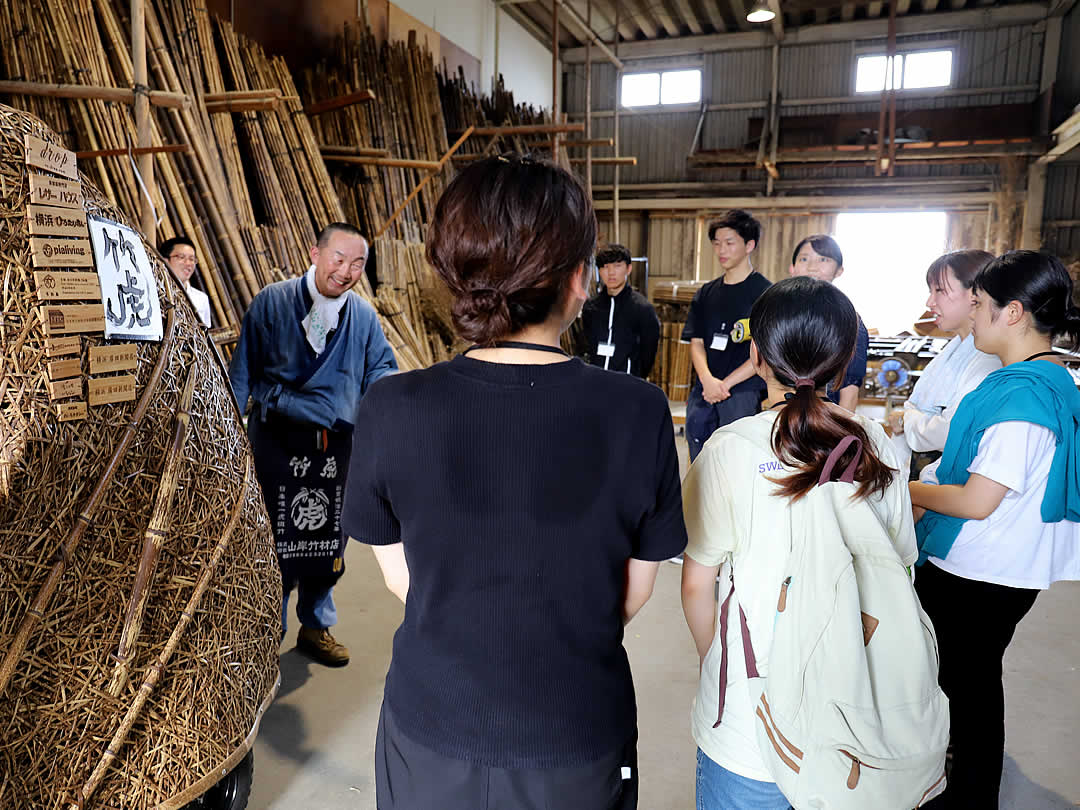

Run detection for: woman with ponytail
[[681, 276, 916, 809], [910, 250, 1080, 809]]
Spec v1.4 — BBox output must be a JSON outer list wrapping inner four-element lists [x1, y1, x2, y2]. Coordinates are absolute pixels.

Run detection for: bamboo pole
[[75, 144, 189, 159], [375, 124, 475, 239], [132, 0, 155, 239], [319, 145, 392, 157], [585, 0, 593, 199], [322, 155, 442, 170], [0, 80, 188, 107], [303, 88, 377, 115], [570, 156, 636, 165], [448, 124, 584, 136], [107, 367, 197, 698]]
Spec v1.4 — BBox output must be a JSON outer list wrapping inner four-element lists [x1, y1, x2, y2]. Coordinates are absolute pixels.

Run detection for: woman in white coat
[[887, 250, 1000, 480]]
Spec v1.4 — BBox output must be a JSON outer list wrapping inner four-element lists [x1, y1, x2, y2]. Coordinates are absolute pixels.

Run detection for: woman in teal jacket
[[910, 251, 1080, 809]]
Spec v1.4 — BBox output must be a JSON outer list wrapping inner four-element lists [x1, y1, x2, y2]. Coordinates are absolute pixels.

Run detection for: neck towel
[[908, 334, 989, 414], [917, 360, 1080, 562], [302, 265, 349, 355]]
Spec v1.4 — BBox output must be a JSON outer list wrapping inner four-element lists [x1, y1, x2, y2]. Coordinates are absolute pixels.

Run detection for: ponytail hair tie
[[794, 378, 816, 389]]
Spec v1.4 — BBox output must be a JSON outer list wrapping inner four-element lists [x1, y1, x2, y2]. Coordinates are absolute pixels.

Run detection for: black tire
[[200, 750, 253, 810]]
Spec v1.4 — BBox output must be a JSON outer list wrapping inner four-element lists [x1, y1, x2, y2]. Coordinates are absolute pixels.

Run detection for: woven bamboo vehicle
[[0, 106, 280, 809]]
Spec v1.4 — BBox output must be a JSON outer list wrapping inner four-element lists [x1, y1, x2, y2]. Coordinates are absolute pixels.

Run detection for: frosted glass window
[[621, 73, 660, 107], [660, 69, 702, 105], [856, 55, 900, 92], [903, 50, 953, 89]]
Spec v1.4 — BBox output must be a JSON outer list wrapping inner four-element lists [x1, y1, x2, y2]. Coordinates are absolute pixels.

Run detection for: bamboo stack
[[439, 70, 555, 160], [650, 321, 692, 402], [299, 18, 450, 242]]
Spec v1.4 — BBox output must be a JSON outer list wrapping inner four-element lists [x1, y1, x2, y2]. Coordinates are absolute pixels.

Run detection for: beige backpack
[[718, 434, 950, 809]]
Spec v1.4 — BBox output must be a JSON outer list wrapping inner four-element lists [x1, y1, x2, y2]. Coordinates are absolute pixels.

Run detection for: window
[[621, 69, 702, 107], [855, 50, 952, 93]]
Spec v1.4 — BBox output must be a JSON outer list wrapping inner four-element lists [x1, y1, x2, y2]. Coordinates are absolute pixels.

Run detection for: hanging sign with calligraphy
[[88, 215, 163, 342]]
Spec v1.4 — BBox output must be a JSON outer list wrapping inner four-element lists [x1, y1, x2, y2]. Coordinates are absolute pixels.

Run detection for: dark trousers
[[376, 701, 639, 810], [685, 386, 761, 462], [914, 562, 1040, 809]]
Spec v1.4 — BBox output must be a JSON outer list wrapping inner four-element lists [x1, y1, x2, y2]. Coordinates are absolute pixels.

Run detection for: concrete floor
[[250, 434, 1080, 809]]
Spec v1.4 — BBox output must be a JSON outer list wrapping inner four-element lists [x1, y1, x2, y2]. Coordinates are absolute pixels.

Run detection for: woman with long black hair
[[342, 154, 688, 810], [911, 250, 1080, 808], [682, 276, 917, 809]]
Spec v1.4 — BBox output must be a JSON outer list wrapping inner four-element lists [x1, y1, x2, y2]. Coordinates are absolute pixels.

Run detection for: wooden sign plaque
[[47, 377, 83, 401], [44, 337, 81, 357], [39, 304, 106, 336], [47, 358, 82, 380], [88, 375, 136, 406], [89, 344, 137, 374], [27, 205, 89, 238], [56, 401, 88, 422], [30, 237, 94, 268], [33, 271, 101, 301], [28, 174, 84, 209], [25, 133, 78, 180]]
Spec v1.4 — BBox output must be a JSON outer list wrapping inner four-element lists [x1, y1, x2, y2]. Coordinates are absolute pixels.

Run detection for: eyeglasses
[[169, 253, 197, 266]]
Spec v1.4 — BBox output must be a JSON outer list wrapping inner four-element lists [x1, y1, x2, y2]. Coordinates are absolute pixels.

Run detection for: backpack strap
[[714, 574, 760, 728], [818, 435, 864, 486]]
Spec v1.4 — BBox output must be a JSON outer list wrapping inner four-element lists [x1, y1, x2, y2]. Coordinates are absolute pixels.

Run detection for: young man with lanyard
[[788, 234, 868, 411], [580, 244, 661, 379], [682, 210, 770, 461], [230, 223, 397, 667]]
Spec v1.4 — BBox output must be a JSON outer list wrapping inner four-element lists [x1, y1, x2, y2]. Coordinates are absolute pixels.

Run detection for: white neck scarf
[[302, 265, 349, 355]]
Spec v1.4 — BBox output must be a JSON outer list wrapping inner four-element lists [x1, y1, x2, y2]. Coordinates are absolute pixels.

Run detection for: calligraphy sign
[[33, 271, 102, 301], [27, 205, 89, 238], [88, 216, 163, 342], [28, 174, 84, 209], [89, 344, 137, 374], [30, 237, 95, 268], [25, 134, 78, 180], [88, 375, 137, 406]]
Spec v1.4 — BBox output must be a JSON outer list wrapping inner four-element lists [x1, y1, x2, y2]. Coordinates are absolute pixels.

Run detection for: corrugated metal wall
[[1055, 4, 1080, 124], [563, 23, 1045, 186], [1045, 164, 1080, 257]]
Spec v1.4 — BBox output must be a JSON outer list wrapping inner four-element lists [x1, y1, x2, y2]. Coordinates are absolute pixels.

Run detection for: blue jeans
[[696, 749, 791, 810], [686, 386, 762, 462], [281, 573, 337, 633]]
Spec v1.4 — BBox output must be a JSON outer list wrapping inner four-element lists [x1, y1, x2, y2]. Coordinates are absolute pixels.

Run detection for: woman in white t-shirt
[[681, 277, 917, 810], [887, 250, 1000, 481], [910, 250, 1080, 809]]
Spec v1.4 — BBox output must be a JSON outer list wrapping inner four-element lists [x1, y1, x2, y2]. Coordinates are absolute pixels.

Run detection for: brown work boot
[[296, 626, 350, 667]]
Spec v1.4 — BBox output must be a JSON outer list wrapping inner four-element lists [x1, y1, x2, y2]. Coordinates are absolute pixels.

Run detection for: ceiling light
[[747, 0, 776, 22]]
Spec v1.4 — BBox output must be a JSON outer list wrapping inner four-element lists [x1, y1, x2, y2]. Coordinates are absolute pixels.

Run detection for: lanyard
[[464, 340, 569, 357], [1024, 350, 1059, 362]]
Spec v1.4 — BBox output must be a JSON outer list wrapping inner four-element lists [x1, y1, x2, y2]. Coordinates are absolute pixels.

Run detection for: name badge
[[710, 333, 729, 351], [597, 341, 616, 358]]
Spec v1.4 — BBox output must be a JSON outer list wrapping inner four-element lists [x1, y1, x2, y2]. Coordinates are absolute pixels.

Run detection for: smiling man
[[230, 223, 397, 667]]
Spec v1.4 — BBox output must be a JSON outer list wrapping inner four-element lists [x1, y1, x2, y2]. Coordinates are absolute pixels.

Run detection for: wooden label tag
[[25, 133, 78, 180], [89, 344, 137, 374], [39, 304, 106, 335], [28, 174, 84, 209], [27, 205, 89, 238], [47, 377, 83, 401], [30, 237, 94, 268], [44, 336, 81, 357], [33, 271, 102, 301], [88, 375, 136, 406], [56, 401, 88, 422], [47, 358, 82, 380]]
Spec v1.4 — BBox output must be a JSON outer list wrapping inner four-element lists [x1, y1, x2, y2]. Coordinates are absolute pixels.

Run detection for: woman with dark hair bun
[[887, 250, 1000, 480], [682, 276, 916, 809], [341, 154, 688, 810], [910, 250, 1080, 808]]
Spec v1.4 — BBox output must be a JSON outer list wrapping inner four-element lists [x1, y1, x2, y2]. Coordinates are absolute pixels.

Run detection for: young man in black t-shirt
[[682, 210, 771, 461], [580, 244, 661, 378]]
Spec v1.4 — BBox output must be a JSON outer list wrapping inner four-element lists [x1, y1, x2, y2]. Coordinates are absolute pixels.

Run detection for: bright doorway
[[833, 211, 948, 336]]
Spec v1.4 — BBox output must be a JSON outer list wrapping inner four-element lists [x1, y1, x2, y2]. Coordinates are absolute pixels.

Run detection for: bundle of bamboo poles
[[298, 16, 450, 243], [372, 238, 455, 367], [649, 321, 692, 402]]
